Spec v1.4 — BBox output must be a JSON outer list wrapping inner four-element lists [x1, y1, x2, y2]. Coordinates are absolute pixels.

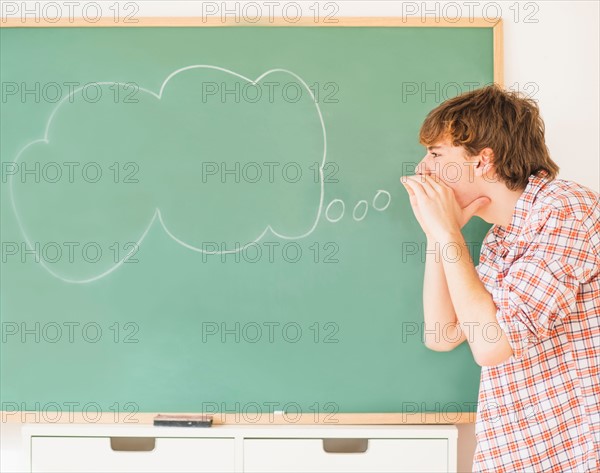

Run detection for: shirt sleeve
[[492, 207, 598, 361]]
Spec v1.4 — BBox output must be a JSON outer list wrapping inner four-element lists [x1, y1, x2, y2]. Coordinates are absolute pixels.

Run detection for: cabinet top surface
[[22, 423, 458, 439]]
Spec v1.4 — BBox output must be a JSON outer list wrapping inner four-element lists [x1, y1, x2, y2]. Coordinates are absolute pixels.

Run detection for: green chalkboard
[[1, 23, 494, 416]]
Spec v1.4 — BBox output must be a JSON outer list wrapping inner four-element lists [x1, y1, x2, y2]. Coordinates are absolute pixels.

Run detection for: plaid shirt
[[473, 170, 600, 472]]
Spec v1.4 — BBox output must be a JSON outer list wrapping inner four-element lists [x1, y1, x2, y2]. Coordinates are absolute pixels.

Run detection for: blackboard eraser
[[153, 414, 213, 427]]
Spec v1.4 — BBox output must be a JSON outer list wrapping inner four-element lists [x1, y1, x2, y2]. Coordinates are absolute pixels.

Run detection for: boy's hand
[[400, 174, 489, 240]]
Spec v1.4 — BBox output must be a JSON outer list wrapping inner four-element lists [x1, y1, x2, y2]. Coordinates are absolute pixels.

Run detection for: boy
[[401, 84, 599, 472]]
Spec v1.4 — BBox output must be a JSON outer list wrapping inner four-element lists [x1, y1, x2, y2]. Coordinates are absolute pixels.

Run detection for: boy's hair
[[419, 84, 559, 190]]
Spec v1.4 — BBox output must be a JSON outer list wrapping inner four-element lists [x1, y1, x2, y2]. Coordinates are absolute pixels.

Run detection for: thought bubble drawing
[[9, 66, 327, 283], [323, 190, 392, 223]]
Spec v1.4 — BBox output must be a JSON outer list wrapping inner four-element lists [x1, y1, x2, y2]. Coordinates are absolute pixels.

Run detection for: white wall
[[502, 0, 599, 192], [2, 2, 598, 472]]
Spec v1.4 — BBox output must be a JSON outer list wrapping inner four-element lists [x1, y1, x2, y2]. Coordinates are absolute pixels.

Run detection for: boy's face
[[416, 138, 483, 208]]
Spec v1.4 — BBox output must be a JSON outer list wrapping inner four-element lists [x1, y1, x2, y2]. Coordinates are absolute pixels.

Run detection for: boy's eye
[[431, 152, 440, 158]]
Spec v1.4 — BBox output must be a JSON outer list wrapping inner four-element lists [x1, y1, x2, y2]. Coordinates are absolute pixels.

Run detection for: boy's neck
[[478, 183, 527, 228]]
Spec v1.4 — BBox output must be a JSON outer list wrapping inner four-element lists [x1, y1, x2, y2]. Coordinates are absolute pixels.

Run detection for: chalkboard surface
[[1, 22, 495, 416]]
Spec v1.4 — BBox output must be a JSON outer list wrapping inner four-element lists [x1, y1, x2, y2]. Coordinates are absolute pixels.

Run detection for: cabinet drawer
[[31, 436, 235, 473], [244, 438, 448, 472]]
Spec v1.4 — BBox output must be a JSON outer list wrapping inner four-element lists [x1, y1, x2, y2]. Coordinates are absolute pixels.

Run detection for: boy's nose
[[415, 156, 430, 175]]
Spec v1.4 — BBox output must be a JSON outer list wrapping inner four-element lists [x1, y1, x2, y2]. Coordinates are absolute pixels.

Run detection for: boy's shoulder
[[532, 177, 599, 223], [526, 177, 600, 260]]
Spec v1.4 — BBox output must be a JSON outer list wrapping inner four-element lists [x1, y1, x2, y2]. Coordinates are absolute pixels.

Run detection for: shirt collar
[[492, 169, 551, 249]]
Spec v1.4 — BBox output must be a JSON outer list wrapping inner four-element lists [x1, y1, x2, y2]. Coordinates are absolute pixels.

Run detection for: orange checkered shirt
[[473, 170, 600, 472]]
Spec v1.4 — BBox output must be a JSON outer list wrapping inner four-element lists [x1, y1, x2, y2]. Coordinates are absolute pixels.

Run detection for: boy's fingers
[[405, 175, 435, 198], [403, 177, 428, 200], [401, 181, 415, 196], [422, 175, 452, 196]]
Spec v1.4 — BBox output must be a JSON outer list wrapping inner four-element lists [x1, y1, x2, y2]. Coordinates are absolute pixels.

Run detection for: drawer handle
[[110, 437, 156, 452], [322, 438, 369, 453]]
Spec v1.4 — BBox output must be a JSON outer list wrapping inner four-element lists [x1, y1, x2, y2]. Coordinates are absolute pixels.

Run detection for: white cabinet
[[23, 424, 457, 473], [244, 438, 449, 472], [31, 437, 235, 473]]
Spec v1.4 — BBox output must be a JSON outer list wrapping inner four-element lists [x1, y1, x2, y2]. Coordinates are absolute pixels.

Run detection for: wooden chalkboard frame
[[1, 16, 504, 88], [1, 16, 502, 425]]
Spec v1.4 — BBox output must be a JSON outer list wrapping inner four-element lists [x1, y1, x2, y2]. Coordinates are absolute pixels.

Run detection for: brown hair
[[419, 84, 559, 190]]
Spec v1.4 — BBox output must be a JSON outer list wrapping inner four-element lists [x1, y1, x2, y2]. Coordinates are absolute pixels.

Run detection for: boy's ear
[[473, 147, 495, 177]]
